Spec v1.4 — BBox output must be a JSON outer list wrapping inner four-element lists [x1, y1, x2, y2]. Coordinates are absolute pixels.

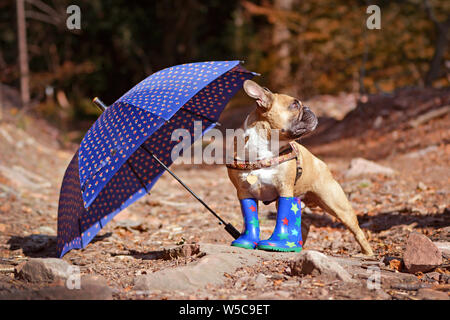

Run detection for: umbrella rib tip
[[92, 97, 107, 112]]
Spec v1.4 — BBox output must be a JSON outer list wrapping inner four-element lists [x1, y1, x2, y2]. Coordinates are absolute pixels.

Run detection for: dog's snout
[[301, 106, 315, 120], [303, 107, 319, 131]]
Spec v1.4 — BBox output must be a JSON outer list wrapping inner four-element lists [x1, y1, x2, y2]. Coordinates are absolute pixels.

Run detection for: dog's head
[[243, 80, 318, 141]]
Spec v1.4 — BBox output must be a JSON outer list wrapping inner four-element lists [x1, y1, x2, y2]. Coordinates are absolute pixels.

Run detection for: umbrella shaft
[[90, 97, 240, 239], [126, 160, 149, 193], [139, 145, 227, 225]]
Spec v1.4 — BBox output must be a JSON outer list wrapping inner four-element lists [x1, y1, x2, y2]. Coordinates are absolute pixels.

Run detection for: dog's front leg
[[273, 160, 297, 197], [256, 161, 303, 252], [231, 192, 261, 250], [257, 196, 303, 252]]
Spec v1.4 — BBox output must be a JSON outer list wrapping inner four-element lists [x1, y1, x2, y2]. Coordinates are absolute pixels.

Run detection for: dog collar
[[226, 141, 303, 180]]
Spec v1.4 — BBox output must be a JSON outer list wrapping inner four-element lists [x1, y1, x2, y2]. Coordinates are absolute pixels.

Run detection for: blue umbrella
[[57, 61, 257, 257]]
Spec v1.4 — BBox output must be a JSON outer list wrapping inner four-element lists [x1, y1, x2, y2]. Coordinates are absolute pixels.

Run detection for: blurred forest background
[[0, 0, 449, 136], [0, 2, 449, 301]]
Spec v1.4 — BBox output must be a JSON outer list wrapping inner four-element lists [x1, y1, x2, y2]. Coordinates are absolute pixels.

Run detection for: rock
[[280, 280, 299, 288], [15, 258, 72, 283], [318, 288, 329, 298], [255, 290, 291, 300], [254, 273, 268, 288], [345, 158, 396, 178], [133, 243, 293, 292], [373, 116, 383, 129], [273, 291, 291, 298], [434, 242, 450, 259], [416, 288, 449, 300], [234, 276, 251, 289], [134, 244, 257, 292], [290, 250, 355, 282], [36, 226, 56, 235], [0, 165, 51, 190], [0, 264, 15, 274], [134, 254, 239, 292], [416, 182, 427, 191], [424, 272, 440, 282], [403, 232, 442, 274], [77, 275, 113, 300], [269, 273, 285, 280], [0, 276, 113, 300], [441, 226, 450, 234], [160, 244, 200, 260], [404, 145, 437, 159], [374, 290, 392, 300], [440, 274, 450, 284], [115, 219, 147, 232]]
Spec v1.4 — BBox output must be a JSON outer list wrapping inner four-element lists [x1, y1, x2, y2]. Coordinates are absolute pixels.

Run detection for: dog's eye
[[290, 100, 301, 110]]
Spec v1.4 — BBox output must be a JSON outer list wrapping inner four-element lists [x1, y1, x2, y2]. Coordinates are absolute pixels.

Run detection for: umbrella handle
[[225, 223, 241, 240]]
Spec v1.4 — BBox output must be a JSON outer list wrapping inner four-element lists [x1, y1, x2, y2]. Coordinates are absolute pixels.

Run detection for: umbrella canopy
[[57, 61, 256, 257]]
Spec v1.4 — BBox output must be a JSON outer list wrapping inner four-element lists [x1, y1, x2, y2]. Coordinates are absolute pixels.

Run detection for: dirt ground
[[0, 87, 448, 300]]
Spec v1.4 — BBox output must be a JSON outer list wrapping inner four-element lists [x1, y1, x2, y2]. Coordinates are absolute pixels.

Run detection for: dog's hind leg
[[308, 179, 374, 256]]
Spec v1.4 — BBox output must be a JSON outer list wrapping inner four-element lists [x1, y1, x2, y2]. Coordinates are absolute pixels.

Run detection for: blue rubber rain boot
[[257, 196, 303, 252], [231, 198, 260, 249]]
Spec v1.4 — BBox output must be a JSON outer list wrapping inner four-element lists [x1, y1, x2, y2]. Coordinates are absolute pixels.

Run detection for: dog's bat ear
[[243, 80, 271, 108], [243, 80, 264, 99]]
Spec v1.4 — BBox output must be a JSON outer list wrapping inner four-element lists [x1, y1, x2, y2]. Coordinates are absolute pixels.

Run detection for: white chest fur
[[236, 117, 287, 201], [240, 167, 278, 201]]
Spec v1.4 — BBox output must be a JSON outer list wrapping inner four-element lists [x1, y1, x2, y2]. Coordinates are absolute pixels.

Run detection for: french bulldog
[[226, 80, 373, 255]]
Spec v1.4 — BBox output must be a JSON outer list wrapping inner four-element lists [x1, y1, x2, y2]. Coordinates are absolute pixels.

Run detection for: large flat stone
[[134, 243, 294, 292]]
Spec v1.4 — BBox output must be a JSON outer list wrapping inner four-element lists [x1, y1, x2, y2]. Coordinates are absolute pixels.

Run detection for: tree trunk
[[16, 0, 30, 108], [0, 83, 3, 121], [272, 0, 293, 91], [423, 0, 450, 87], [424, 19, 449, 87]]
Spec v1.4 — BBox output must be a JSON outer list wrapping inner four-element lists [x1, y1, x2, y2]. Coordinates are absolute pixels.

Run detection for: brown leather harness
[[226, 141, 303, 182]]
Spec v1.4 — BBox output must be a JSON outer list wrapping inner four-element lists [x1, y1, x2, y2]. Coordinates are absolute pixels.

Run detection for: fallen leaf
[[124, 286, 132, 292], [312, 281, 325, 287], [273, 279, 283, 286], [0, 203, 11, 213], [389, 259, 402, 272]]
